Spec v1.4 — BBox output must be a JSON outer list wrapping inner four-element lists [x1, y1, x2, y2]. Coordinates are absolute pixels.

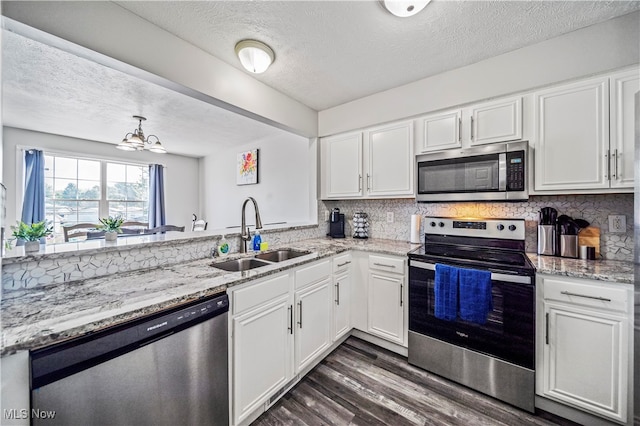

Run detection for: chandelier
[[116, 115, 167, 153]]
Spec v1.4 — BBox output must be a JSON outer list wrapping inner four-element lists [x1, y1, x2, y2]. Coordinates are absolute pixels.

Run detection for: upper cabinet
[[417, 96, 522, 153], [534, 67, 638, 192], [609, 69, 639, 189], [321, 120, 414, 199]]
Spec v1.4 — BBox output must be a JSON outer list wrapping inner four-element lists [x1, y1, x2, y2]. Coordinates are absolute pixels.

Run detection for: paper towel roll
[[410, 214, 421, 243]]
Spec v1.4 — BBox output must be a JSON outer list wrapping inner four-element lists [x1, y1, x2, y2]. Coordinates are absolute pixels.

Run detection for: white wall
[[2, 127, 200, 230], [1, 2, 318, 138], [319, 11, 640, 136], [200, 132, 314, 229]]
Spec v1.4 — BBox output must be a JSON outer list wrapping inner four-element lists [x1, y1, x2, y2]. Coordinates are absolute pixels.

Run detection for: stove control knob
[[509, 224, 517, 231], [430, 221, 436, 227], [497, 224, 505, 231], [438, 222, 445, 228]]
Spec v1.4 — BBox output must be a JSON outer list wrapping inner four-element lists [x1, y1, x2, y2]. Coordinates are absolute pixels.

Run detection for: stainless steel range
[[408, 217, 535, 412]]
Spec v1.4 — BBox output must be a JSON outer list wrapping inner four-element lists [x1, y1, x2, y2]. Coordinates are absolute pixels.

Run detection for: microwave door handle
[[498, 153, 507, 191]]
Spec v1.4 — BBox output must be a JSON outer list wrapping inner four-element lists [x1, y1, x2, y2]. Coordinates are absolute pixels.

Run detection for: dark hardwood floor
[[252, 337, 579, 426]]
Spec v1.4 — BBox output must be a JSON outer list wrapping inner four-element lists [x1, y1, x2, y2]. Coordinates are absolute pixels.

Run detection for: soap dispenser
[[217, 235, 230, 256], [252, 231, 262, 252]]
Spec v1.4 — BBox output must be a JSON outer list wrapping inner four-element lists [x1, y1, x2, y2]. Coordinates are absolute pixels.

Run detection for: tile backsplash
[[321, 194, 634, 262]]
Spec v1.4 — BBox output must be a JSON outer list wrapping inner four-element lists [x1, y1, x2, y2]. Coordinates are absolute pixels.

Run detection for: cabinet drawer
[[542, 276, 630, 314], [333, 253, 352, 273], [368, 254, 405, 274], [231, 273, 290, 316], [295, 260, 331, 290]]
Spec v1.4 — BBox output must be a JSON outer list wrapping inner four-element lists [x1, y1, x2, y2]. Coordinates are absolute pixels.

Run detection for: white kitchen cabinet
[[534, 76, 610, 191], [609, 68, 639, 189], [320, 120, 413, 199], [294, 277, 332, 373], [332, 253, 352, 341], [417, 96, 522, 152], [231, 273, 293, 425], [537, 274, 632, 424], [367, 254, 405, 345]]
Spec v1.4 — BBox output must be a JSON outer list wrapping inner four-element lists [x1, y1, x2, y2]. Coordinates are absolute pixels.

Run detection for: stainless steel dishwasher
[[30, 292, 229, 426]]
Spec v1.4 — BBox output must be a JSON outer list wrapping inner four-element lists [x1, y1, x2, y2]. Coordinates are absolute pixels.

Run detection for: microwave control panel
[[506, 151, 525, 191]]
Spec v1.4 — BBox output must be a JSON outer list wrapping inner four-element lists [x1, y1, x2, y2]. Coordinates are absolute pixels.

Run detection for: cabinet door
[[534, 77, 609, 191], [365, 121, 414, 197], [321, 132, 363, 198], [542, 302, 628, 423], [294, 278, 332, 373], [333, 270, 351, 341], [469, 97, 522, 146], [609, 69, 639, 189], [367, 271, 404, 345], [232, 296, 293, 425], [418, 109, 462, 152]]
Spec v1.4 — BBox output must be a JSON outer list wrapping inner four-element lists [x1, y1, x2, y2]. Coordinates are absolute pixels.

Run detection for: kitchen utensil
[[574, 218, 590, 228], [537, 225, 556, 255], [578, 226, 600, 257]]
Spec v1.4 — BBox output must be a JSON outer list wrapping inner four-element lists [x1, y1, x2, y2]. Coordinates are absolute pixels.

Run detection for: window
[[44, 153, 149, 243]]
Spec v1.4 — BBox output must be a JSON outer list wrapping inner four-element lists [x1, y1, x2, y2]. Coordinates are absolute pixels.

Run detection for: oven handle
[[409, 260, 532, 284]]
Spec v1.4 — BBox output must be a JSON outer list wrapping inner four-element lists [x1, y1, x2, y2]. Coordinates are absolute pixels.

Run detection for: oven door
[[408, 259, 534, 369]]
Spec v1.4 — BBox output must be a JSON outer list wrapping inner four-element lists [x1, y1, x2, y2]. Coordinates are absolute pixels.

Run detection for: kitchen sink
[[211, 258, 271, 272], [254, 249, 311, 263]]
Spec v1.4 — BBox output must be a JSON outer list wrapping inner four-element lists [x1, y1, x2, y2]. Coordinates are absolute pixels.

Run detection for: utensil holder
[[537, 225, 556, 255], [560, 235, 578, 258]]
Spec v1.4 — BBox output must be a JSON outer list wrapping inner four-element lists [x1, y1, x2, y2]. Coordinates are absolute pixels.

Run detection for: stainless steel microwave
[[416, 141, 529, 202]]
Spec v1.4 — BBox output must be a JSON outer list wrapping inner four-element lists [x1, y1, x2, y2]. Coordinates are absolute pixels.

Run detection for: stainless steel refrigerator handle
[[297, 301, 303, 328], [498, 152, 507, 191], [560, 291, 611, 302], [409, 260, 532, 284]]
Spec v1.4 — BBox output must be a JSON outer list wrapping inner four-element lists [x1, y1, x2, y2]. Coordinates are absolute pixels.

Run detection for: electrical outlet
[[386, 212, 394, 223], [324, 210, 330, 221], [608, 215, 626, 233]]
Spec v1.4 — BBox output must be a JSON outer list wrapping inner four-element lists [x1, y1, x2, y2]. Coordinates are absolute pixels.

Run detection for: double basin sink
[[210, 249, 311, 272]]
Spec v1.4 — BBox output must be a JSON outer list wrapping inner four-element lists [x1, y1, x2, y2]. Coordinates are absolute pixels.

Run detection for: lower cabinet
[[294, 277, 332, 373], [367, 254, 405, 345], [537, 274, 632, 424], [332, 253, 352, 341]]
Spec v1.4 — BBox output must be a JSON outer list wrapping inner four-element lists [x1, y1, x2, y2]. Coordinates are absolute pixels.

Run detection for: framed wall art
[[237, 149, 259, 185]]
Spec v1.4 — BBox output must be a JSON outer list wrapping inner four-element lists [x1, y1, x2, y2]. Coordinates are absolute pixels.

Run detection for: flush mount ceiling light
[[116, 115, 167, 154], [235, 39, 275, 74], [382, 0, 431, 17]]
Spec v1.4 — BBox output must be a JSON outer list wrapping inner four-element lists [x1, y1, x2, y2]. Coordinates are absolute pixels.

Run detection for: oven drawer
[[541, 275, 630, 314], [369, 254, 405, 274]]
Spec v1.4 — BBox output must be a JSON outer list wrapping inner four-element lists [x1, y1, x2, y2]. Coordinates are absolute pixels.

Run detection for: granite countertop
[[2, 237, 634, 356], [526, 253, 634, 285], [0, 237, 419, 356]]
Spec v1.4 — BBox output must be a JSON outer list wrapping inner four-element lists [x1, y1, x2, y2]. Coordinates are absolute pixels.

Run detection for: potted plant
[[11, 220, 53, 253], [97, 215, 125, 241]]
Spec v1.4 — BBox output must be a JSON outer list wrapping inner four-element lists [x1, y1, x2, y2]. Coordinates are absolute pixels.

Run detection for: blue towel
[[458, 267, 493, 325], [434, 264, 458, 321]]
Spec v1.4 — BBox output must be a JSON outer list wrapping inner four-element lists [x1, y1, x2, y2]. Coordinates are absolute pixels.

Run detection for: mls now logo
[[4, 408, 56, 420]]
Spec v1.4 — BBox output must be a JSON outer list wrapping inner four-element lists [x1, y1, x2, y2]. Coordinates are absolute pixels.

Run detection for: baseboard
[[535, 395, 629, 426], [350, 329, 408, 357]]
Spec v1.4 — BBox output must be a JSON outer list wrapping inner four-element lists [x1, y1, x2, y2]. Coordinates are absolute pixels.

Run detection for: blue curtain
[[149, 164, 166, 228], [21, 150, 45, 224]]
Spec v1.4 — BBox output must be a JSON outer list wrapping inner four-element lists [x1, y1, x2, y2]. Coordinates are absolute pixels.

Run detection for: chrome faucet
[[240, 197, 263, 253]]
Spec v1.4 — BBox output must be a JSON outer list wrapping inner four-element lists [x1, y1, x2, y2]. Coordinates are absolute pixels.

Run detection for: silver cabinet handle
[[373, 262, 396, 268], [337, 261, 351, 267], [288, 305, 293, 335], [470, 116, 474, 140], [367, 173, 371, 191], [335, 282, 340, 305], [297, 301, 303, 328], [614, 149, 619, 180], [358, 174, 362, 191], [400, 283, 403, 307], [560, 291, 611, 302], [458, 117, 462, 142], [545, 312, 549, 345], [605, 149, 610, 180]]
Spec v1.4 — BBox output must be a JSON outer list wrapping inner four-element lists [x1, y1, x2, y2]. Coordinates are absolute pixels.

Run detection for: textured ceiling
[[115, 0, 640, 110], [2, 1, 640, 157]]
